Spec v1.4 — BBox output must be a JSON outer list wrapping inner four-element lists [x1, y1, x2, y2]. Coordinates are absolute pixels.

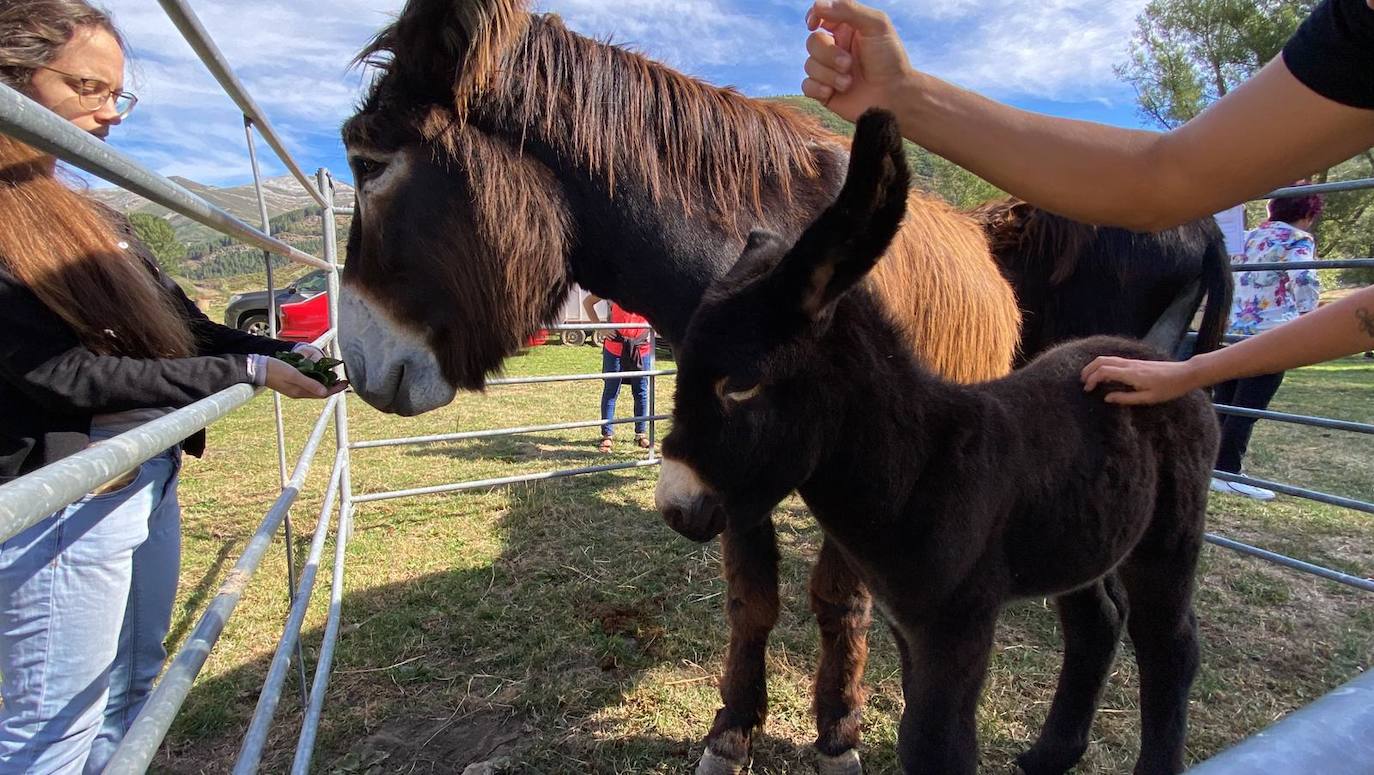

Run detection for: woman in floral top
[[1211, 192, 1324, 500]]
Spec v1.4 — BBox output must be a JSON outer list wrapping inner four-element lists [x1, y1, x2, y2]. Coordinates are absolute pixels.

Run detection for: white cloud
[[884, 0, 1149, 100], [85, 0, 1147, 188], [542, 0, 792, 72]]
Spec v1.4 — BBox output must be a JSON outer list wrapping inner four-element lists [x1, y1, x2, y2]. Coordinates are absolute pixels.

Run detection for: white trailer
[[554, 285, 611, 346]]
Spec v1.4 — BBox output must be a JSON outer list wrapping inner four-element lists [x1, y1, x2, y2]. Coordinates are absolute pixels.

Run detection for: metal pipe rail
[[547, 322, 654, 330], [0, 319, 331, 603], [1204, 534, 1374, 592], [1185, 667, 1374, 774], [1232, 259, 1374, 271], [1211, 471, 1374, 516], [352, 414, 671, 450], [235, 450, 346, 773], [0, 385, 258, 544], [487, 369, 674, 386], [0, 83, 331, 271], [1212, 403, 1374, 435], [1265, 177, 1374, 198], [353, 459, 664, 505], [104, 394, 341, 774], [155, 0, 327, 209], [291, 498, 353, 775]]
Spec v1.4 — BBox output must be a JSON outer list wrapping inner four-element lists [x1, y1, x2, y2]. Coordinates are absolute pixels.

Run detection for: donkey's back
[[969, 335, 1217, 600]]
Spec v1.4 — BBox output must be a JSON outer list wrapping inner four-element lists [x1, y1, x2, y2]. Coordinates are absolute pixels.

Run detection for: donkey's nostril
[[660, 498, 729, 544]]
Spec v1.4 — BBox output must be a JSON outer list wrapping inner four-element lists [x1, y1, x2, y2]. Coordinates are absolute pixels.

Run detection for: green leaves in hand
[[275, 351, 344, 386]]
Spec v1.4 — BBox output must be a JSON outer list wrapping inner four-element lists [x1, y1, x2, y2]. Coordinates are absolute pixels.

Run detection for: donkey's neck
[[799, 290, 971, 522], [470, 14, 846, 340]]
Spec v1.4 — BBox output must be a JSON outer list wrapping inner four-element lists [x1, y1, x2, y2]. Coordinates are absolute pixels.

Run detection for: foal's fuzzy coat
[[657, 111, 1219, 775]]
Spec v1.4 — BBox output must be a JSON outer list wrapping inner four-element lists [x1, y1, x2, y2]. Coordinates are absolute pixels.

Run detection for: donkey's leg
[[894, 612, 998, 775], [810, 539, 873, 775], [698, 517, 781, 775], [1016, 575, 1129, 775], [1119, 531, 1202, 775]]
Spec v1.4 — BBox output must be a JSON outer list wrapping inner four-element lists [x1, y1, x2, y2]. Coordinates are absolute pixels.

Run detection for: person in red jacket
[[583, 293, 654, 452]]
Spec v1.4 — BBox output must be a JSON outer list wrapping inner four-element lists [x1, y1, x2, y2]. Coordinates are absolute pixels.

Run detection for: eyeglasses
[[37, 65, 138, 118]]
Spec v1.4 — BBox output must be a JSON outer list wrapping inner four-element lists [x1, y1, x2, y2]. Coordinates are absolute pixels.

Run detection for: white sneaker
[[1210, 477, 1276, 501]]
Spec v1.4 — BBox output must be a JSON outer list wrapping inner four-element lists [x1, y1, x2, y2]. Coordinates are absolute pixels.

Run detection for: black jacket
[[0, 216, 293, 482]]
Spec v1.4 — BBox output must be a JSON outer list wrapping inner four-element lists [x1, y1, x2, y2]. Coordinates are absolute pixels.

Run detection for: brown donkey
[[340, 2, 1019, 771], [656, 110, 1217, 775]]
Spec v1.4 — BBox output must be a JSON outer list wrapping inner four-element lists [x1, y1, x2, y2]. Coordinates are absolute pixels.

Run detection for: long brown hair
[[0, 135, 194, 357]]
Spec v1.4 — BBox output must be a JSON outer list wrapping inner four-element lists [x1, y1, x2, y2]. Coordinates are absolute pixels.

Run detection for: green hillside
[[766, 95, 1006, 208], [181, 206, 350, 281]]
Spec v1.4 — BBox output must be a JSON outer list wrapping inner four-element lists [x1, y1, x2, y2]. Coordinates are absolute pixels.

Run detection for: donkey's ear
[[360, 0, 530, 114], [785, 109, 911, 321]]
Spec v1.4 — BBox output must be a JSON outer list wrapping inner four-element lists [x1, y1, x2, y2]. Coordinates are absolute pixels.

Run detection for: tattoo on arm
[[1359, 308, 1374, 340]]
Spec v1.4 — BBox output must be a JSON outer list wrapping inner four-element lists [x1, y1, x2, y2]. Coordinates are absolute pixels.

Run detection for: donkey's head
[[655, 110, 911, 542], [339, 0, 571, 415]]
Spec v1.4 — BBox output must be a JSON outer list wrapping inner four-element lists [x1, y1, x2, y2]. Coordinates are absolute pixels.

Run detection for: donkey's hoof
[[816, 749, 862, 775], [696, 749, 748, 775]]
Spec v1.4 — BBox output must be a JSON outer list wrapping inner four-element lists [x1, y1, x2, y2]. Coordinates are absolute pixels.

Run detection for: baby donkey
[[655, 110, 1218, 775]]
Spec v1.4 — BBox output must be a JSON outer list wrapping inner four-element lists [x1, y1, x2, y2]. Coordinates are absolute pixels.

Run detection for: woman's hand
[[1081, 356, 1207, 405], [803, 0, 915, 121], [264, 357, 347, 399], [291, 343, 326, 362]]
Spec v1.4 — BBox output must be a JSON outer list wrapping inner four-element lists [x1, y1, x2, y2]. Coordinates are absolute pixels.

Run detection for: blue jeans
[[0, 439, 181, 774], [600, 348, 652, 437]]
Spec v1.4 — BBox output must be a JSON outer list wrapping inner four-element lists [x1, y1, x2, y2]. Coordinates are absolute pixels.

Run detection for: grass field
[[149, 344, 1372, 774]]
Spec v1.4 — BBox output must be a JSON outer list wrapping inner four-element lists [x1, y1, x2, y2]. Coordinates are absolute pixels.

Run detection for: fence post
[[320, 169, 352, 539]]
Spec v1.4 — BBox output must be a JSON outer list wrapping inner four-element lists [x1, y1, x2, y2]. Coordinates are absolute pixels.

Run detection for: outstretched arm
[[583, 292, 604, 324], [802, 0, 1374, 231], [1082, 286, 1374, 404]]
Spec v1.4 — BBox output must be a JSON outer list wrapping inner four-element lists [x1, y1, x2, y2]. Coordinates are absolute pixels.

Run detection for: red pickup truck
[[278, 293, 550, 347], [277, 292, 330, 343]]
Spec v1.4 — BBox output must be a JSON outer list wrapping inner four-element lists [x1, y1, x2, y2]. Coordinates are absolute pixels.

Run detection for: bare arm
[[1082, 286, 1374, 404], [803, 0, 1374, 231], [583, 293, 603, 323]]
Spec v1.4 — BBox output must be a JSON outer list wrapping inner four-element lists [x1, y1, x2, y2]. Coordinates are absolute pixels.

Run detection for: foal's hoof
[[696, 749, 749, 775], [817, 749, 862, 774]]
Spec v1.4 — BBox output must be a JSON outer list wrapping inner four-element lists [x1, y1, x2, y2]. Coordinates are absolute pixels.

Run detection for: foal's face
[[656, 108, 913, 542], [656, 232, 830, 542]]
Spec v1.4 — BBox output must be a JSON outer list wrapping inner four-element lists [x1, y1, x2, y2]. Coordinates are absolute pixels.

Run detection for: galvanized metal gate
[[0, 2, 1369, 771]]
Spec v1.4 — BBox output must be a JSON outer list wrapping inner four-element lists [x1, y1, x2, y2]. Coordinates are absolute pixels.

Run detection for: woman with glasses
[[0, 3, 339, 772]]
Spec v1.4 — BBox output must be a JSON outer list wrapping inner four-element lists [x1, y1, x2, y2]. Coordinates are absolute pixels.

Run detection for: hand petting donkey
[[656, 109, 1218, 775]]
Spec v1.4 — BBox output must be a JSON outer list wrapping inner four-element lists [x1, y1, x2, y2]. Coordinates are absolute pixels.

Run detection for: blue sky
[[98, 0, 1156, 190]]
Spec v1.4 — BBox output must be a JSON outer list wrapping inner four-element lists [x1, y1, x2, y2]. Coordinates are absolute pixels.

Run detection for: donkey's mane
[[971, 198, 1097, 286], [361, 8, 828, 217]]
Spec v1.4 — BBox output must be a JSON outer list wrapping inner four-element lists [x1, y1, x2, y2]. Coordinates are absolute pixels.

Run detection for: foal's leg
[[1016, 575, 1129, 775], [810, 539, 873, 774], [894, 613, 998, 775], [1119, 532, 1202, 775], [698, 517, 781, 775]]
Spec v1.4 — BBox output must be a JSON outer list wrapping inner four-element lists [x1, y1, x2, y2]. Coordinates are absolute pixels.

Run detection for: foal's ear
[[363, 0, 530, 113], [784, 109, 911, 321]]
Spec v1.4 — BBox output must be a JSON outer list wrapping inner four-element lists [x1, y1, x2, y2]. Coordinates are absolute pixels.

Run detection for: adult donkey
[[337, 1, 1223, 771], [974, 199, 1233, 364], [340, 2, 1019, 772]]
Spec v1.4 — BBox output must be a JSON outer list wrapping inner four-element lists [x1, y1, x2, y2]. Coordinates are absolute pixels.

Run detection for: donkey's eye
[[715, 377, 763, 405], [353, 157, 387, 180]]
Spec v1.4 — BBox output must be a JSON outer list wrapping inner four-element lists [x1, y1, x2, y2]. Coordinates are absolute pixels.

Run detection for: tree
[[1116, 0, 1312, 129], [128, 213, 187, 276], [1117, 0, 1374, 284]]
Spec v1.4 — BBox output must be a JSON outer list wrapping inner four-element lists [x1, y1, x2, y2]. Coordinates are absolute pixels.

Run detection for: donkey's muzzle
[[655, 457, 728, 542], [661, 495, 728, 543]]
